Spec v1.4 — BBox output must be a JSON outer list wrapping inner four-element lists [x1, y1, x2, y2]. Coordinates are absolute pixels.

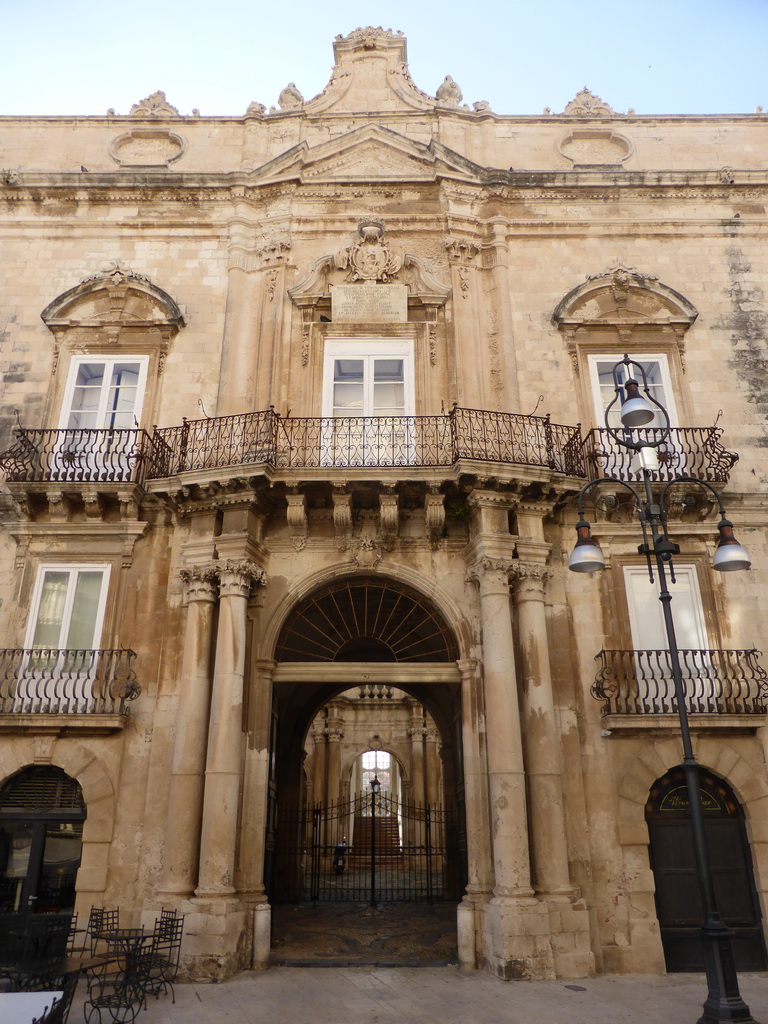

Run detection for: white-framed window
[[321, 340, 415, 465], [25, 565, 110, 652], [59, 356, 149, 431], [588, 354, 677, 430], [17, 565, 111, 711], [322, 340, 414, 419], [624, 564, 716, 706]]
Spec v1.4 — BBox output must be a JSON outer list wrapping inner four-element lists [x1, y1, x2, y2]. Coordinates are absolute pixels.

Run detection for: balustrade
[[592, 648, 768, 716], [0, 648, 139, 716]]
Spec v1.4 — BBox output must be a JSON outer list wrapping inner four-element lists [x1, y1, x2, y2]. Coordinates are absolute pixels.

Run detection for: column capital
[[179, 563, 218, 603], [218, 559, 267, 598], [466, 556, 516, 592], [509, 561, 553, 586]]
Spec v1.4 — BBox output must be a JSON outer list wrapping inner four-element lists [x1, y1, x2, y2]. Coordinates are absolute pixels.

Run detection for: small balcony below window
[[0, 648, 139, 733], [582, 426, 738, 484], [592, 648, 768, 727], [0, 427, 154, 485]]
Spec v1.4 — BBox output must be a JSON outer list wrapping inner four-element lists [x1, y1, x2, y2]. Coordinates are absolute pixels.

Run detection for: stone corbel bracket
[[379, 491, 399, 550], [425, 491, 445, 549], [332, 490, 353, 551], [286, 492, 308, 551]]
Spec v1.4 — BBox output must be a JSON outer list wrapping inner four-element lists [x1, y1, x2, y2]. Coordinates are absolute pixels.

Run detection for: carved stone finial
[[561, 87, 618, 117], [278, 83, 304, 110], [129, 91, 180, 117], [333, 218, 403, 282], [473, 100, 491, 113], [245, 101, 266, 117], [436, 75, 463, 107]]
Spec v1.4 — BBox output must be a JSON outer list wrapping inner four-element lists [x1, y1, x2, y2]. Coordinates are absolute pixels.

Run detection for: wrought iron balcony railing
[[0, 428, 155, 485], [582, 427, 738, 483], [0, 649, 140, 716], [592, 648, 768, 716], [147, 406, 586, 478]]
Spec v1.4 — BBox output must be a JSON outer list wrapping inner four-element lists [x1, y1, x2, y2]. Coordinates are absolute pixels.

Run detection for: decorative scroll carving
[[332, 491, 353, 551], [129, 91, 180, 117], [179, 563, 218, 603], [557, 129, 633, 167], [333, 218, 403, 282], [245, 102, 266, 117], [436, 76, 463, 107], [560, 88, 619, 117], [286, 493, 308, 551], [217, 559, 267, 599], [80, 260, 150, 288], [379, 492, 399, 550]]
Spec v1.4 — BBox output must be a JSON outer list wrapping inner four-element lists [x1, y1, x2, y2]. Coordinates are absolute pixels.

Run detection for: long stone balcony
[[582, 427, 738, 483], [145, 406, 586, 479], [592, 648, 768, 723], [0, 648, 139, 731]]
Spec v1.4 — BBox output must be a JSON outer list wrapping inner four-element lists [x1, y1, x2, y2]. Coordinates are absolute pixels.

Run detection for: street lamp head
[[712, 518, 751, 572], [369, 774, 381, 794], [619, 378, 656, 428], [568, 518, 606, 573]]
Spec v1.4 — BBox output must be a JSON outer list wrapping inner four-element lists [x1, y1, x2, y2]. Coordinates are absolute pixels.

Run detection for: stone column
[[239, 658, 275, 970], [158, 564, 218, 898], [424, 726, 441, 807], [196, 559, 266, 897], [325, 724, 343, 809], [471, 555, 533, 898], [510, 561, 573, 896], [312, 726, 328, 807], [409, 723, 426, 807]]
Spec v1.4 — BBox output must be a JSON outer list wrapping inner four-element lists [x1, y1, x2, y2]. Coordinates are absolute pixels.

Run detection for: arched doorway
[[645, 766, 766, 971], [266, 576, 465, 963], [0, 766, 85, 918]]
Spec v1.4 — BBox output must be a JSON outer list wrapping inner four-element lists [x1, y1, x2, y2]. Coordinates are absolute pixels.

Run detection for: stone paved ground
[[118, 967, 768, 1024]]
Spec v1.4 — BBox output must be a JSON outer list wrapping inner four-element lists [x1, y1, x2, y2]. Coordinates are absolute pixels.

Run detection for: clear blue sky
[[0, 0, 765, 117]]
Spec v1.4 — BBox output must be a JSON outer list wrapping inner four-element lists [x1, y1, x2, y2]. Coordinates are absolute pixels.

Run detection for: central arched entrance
[[266, 576, 466, 964]]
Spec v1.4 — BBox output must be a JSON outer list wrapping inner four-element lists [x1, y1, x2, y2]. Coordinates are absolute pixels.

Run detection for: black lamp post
[[569, 355, 756, 1024], [369, 773, 381, 909]]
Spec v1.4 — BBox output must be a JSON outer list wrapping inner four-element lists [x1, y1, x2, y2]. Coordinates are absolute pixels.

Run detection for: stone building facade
[[1, 26, 767, 983]]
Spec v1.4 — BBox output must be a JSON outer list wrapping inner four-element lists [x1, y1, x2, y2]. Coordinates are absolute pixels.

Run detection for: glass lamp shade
[[568, 519, 606, 573], [713, 519, 751, 572], [619, 379, 656, 428], [369, 774, 381, 794]]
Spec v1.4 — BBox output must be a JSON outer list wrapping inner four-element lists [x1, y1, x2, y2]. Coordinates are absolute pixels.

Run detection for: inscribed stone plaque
[[331, 284, 408, 323]]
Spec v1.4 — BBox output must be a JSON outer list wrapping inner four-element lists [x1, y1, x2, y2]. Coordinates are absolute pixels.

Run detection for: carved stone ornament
[[179, 564, 218, 603], [278, 83, 304, 110], [129, 91, 180, 117], [560, 88, 618, 117], [217, 559, 267, 599], [352, 536, 381, 569], [245, 101, 266, 117], [333, 218, 403, 282], [466, 556, 516, 589], [81, 259, 150, 288], [436, 76, 463, 108]]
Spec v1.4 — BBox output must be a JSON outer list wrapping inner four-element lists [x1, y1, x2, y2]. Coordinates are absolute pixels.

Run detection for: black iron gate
[[270, 793, 459, 904]]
